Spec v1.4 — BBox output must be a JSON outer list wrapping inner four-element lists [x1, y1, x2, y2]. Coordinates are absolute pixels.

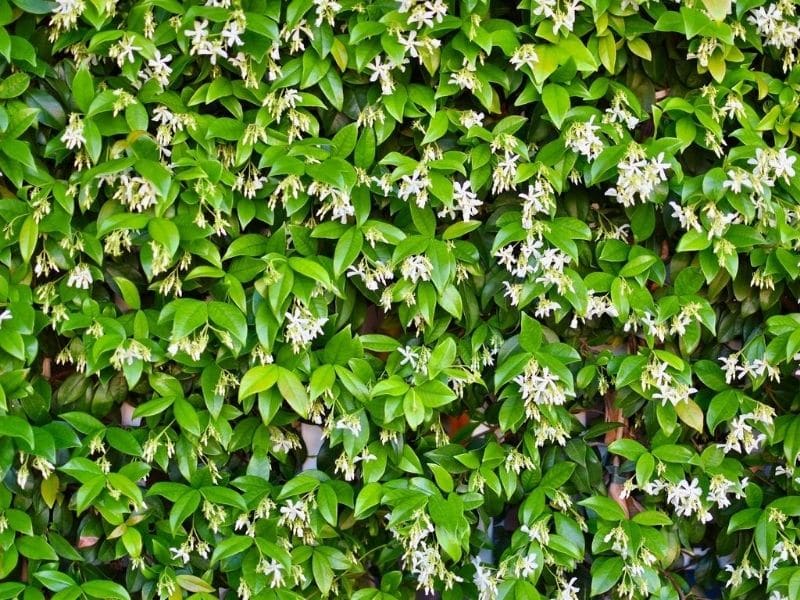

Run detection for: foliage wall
[[0, 0, 799, 598]]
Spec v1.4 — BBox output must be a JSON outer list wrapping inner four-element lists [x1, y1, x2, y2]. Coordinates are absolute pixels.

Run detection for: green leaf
[[615, 354, 647, 388], [701, 0, 730, 20], [590, 557, 624, 596], [288, 257, 331, 288], [439, 284, 462, 318], [0, 72, 30, 99], [542, 83, 570, 129], [171, 299, 208, 340], [676, 229, 711, 252], [34, 571, 77, 592], [239, 365, 279, 400], [148, 218, 180, 256], [707, 390, 740, 433], [173, 397, 202, 436], [112, 276, 140, 310], [598, 34, 616, 72], [422, 111, 449, 145], [415, 380, 456, 408], [354, 482, 382, 518], [403, 388, 425, 429], [334, 227, 363, 278], [652, 444, 695, 463], [675, 398, 704, 433], [278, 474, 320, 499], [618, 254, 658, 278], [0, 415, 34, 450], [9, 0, 53, 13], [727, 507, 762, 533], [627, 38, 652, 61], [106, 473, 143, 505], [19, 215, 37, 263], [17, 535, 59, 561], [277, 367, 311, 417], [81, 580, 131, 600], [169, 489, 201, 533], [317, 483, 338, 526], [76, 475, 106, 513], [73, 68, 94, 113], [175, 575, 214, 594], [607, 439, 648, 461], [578, 496, 627, 521], [211, 536, 253, 565], [312, 552, 334, 595], [0, 584, 25, 600], [632, 510, 673, 526], [208, 301, 247, 345]]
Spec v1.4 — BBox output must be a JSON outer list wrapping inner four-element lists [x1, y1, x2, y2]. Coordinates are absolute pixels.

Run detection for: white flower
[[283, 303, 327, 353], [448, 60, 479, 91], [368, 55, 400, 95], [258, 558, 285, 588], [110, 340, 152, 370], [514, 553, 538, 578], [565, 116, 603, 159], [398, 345, 419, 370], [459, 110, 485, 129], [718, 354, 739, 384], [400, 255, 433, 284], [169, 546, 191, 564], [184, 19, 209, 45], [335, 413, 362, 435], [221, 20, 245, 47], [198, 39, 229, 65], [514, 358, 573, 415], [109, 34, 142, 67], [407, 2, 444, 29], [534, 297, 560, 318], [773, 148, 797, 180], [0, 309, 12, 327], [502, 282, 522, 306], [397, 167, 431, 207], [61, 113, 85, 150], [669, 201, 702, 233], [603, 91, 639, 129], [51, 0, 85, 33], [720, 413, 767, 454], [666, 478, 705, 518], [722, 168, 753, 194], [396, 30, 424, 58], [113, 174, 158, 213], [279, 500, 306, 522], [308, 182, 354, 223], [491, 151, 519, 195], [234, 514, 250, 532], [651, 381, 697, 407], [510, 44, 539, 71], [520, 177, 556, 226], [142, 50, 172, 87], [472, 557, 499, 600], [67, 264, 93, 289], [606, 146, 670, 207], [438, 180, 482, 222], [313, 0, 341, 26], [748, 3, 800, 53], [556, 577, 580, 600]]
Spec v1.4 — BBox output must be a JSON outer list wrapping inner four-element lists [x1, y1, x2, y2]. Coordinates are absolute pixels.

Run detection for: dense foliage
[[1, 0, 800, 597]]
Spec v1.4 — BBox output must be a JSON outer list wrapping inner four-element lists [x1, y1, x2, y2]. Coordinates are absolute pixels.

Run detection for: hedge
[[0, 0, 799, 598]]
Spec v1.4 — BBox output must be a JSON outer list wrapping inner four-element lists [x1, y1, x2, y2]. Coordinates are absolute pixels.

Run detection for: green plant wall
[[0, 0, 799, 598]]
